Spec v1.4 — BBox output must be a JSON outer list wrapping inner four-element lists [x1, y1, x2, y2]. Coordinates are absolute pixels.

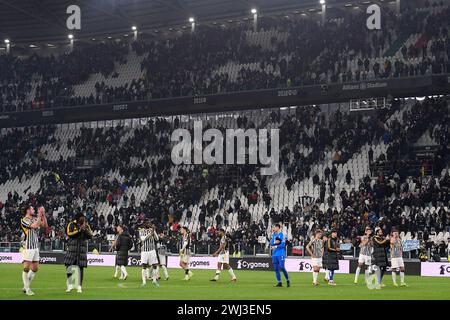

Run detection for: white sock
[[325, 270, 329, 280], [355, 267, 361, 282], [22, 271, 30, 290], [400, 272, 405, 283], [313, 271, 318, 283], [120, 266, 127, 277], [364, 269, 370, 283], [114, 265, 120, 277], [161, 265, 169, 279], [152, 268, 158, 282], [141, 269, 147, 284], [28, 270, 36, 286], [215, 269, 221, 279], [66, 266, 73, 288], [392, 272, 397, 284], [67, 276, 73, 288], [228, 268, 236, 279], [75, 266, 81, 287]]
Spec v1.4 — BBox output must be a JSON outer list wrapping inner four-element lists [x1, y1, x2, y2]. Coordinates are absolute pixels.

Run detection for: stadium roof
[[0, 0, 391, 44]]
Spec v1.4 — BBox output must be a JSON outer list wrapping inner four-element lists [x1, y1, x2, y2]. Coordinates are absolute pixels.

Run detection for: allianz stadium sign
[[342, 81, 388, 91]]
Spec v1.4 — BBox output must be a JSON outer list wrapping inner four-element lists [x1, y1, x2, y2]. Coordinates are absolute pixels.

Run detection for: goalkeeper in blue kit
[[270, 223, 290, 287]]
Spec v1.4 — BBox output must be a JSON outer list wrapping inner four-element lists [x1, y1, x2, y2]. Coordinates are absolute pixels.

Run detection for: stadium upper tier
[[0, 96, 448, 254], [1, 2, 450, 113]]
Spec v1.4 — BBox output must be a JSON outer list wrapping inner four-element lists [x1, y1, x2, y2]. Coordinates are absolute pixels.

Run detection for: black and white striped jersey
[[360, 235, 373, 256], [157, 243, 167, 256], [308, 238, 324, 258], [180, 233, 191, 255], [219, 235, 230, 254], [21, 217, 39, 250], [139, 228, 158, 252], [390, 238, 403, 258]]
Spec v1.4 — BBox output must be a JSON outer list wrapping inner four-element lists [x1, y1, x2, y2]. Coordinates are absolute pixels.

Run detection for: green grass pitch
[[0, 264, 449, 300]]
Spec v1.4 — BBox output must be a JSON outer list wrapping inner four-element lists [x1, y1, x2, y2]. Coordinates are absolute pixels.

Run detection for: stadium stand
[[1, 2, 450, 113], [0, 1, 448, 261], [0, 96, 448, 257]]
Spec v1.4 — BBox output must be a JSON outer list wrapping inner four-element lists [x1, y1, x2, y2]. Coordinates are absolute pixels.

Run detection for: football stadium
[[0, 0, 449, 306]]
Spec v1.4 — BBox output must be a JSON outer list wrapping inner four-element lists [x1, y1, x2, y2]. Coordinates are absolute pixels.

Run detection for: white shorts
[[141, 250, 158, 266], [390, 257, 404, 269], [358, 254, 372, 266], [23, 249, 40, 262], [311, 257, 323, 268], [180, 253, 190, 264], [218, 252, 230, 264]]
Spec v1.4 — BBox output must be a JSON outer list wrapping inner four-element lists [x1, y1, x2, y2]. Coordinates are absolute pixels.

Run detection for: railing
[[370, 163, 434, 177], [2, 75, 448, 129]]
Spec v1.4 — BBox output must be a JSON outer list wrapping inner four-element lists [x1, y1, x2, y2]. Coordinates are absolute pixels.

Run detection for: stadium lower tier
[[0, 263, 449, 300]]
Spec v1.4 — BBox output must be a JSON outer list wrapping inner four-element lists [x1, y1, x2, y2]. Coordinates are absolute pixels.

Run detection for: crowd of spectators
[[0, 96, 448, 258], [1, 2, 450, 113], [0, 41, 129, 112]]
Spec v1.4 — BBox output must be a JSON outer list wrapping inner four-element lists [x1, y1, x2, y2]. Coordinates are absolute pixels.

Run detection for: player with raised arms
[[139, 220, 160, 287], [270, 223, 290, 287], [390, 229, 407, 287], [64, 213, 93, 293], [210, 228, 237, 282], [372, 226, 390, 288], [155, 231, 170, 281], [21, 205, 48, 296], [354, 226, 373, 284]]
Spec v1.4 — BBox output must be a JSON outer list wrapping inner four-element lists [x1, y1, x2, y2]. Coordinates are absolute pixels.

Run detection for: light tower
[[68, 34, 74, 51], [132, 26, 138, 41], [320, 0, 326, 25], [251, 8, 258, 32], [4, 39, 10, 54], [189, 17, 195, 33]]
